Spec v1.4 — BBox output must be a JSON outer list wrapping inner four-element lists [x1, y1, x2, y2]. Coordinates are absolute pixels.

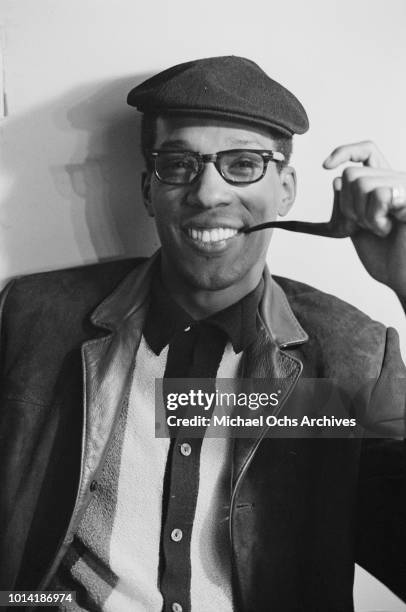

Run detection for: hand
[[323, 141, 406, 300]]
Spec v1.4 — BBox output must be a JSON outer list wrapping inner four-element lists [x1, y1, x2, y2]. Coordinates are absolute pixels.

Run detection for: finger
[[388, 185, 406, 221], [346, 183, 406, 235], [340, 166, 395, 183], [341, 171, 406, 193], [364, 188, 393, 236], [340, 174, 406, 227], [339, 171, 371, 224], [323, 141, 390, 170], [340, 168, 393, 222]]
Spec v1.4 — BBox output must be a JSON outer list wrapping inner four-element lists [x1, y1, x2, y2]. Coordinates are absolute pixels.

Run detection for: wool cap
[[127, 55, 309, 136]]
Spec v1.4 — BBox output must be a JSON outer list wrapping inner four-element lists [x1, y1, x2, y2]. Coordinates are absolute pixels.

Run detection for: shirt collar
[[143, 271, 264, 355]]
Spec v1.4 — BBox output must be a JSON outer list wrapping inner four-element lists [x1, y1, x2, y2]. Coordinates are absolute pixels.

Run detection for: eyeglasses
[[149, 149, 285, 186]]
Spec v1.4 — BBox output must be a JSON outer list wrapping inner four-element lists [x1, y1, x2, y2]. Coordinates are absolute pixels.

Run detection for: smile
[[186, 227, 239, 244]]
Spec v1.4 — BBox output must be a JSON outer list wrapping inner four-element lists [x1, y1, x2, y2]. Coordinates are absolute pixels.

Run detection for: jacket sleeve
[[355, 326, 406, 601]]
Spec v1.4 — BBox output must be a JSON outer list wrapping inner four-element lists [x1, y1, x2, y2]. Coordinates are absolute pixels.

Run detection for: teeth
[[187, 227, 238, 243]]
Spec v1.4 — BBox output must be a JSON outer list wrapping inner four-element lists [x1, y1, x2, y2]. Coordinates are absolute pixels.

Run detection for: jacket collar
[[260, 267, 308, 348], [90, 251, 160, 331], [90, 250, 309, 349]]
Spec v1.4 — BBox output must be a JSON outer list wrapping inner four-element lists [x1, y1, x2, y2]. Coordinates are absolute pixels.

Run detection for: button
[[90, 480, 98, 492], [184, 326, 191, 332], [172, 604, 183, 612], [170, 528, 183, 542], [179, 442, 192, 457]]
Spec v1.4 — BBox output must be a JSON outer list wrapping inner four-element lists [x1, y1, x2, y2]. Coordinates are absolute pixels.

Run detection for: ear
[[278, 166, 297, 217], [142, 171, 154, 217]]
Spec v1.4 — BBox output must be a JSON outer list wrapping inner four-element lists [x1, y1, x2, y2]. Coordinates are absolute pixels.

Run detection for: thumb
[[333, 176, 342, 192], [330, 176, 357, 236]]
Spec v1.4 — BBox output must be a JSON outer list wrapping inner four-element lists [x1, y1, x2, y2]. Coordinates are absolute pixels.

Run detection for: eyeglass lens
[[154, 151, 266, 184], [156, 152, 200, 184]]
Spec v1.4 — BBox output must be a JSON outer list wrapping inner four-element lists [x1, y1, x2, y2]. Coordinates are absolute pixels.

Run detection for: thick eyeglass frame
[[149, 149, 286, 186]]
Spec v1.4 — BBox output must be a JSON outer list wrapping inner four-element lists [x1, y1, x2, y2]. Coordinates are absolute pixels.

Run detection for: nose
[[185, 161, 234, 209]]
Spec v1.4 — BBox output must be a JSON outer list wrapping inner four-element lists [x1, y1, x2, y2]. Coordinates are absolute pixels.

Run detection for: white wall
[[0, 0, 405, 609]]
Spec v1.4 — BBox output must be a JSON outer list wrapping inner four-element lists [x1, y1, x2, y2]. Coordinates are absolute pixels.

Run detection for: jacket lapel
[[232, 269, 308, 487], [74, 254, 159, 525]]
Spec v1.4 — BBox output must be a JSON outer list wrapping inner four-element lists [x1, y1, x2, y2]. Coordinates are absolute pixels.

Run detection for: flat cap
[[127, 55, 309, 136]]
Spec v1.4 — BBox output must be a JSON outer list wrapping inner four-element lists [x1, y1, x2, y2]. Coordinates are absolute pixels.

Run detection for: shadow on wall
[[0, 72, 159, 282], [62, 73, 160, 261]]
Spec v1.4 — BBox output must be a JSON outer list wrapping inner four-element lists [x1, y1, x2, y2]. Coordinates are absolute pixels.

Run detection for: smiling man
[[0, 56, 405, 612], [142, 115, 296, 316]]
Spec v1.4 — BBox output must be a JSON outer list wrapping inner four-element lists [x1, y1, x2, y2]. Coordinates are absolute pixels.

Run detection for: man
[[0, 56, 405, 611]]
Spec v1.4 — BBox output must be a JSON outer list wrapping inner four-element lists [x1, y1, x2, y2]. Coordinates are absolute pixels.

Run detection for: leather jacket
[[0, 254, 405, 611]]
